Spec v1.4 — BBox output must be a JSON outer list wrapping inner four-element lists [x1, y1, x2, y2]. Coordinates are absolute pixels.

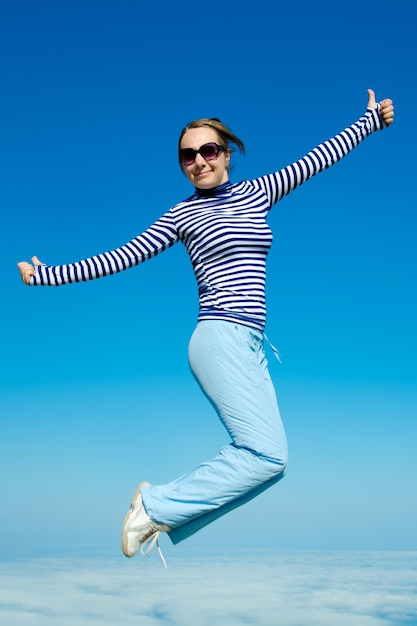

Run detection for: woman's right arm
[[17, 210, 179, 287]]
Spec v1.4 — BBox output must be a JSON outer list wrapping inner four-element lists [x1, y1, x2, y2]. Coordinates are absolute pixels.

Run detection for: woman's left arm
[[259, 89, 394, 207]]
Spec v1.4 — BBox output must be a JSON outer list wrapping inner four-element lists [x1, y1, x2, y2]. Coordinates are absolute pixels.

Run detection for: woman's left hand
[[367, 88, 394, 126]]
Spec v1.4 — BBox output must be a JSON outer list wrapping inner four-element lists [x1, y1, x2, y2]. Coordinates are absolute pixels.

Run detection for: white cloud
[[0, 550, 416, 626]]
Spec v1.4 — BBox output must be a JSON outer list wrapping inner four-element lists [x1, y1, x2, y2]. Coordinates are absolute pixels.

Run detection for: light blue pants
[[141, 320, 288, 544]]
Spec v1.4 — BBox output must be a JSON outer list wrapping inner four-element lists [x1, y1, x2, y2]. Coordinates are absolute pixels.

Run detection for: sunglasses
[[179, 142, 226, 166]]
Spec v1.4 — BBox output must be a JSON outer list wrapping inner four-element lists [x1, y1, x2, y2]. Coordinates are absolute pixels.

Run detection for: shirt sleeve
[[256, 105, 385, 208], [30, 210, 179, 286]]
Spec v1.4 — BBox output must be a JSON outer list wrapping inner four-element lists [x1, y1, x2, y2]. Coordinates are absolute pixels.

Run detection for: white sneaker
[[121, 481, 170, 566]]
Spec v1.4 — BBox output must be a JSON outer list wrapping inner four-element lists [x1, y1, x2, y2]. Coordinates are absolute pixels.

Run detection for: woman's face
[[180, 127, 230, 189]]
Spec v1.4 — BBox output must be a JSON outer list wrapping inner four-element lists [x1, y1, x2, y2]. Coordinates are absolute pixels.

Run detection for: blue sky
[[1, 0, 416, 563]]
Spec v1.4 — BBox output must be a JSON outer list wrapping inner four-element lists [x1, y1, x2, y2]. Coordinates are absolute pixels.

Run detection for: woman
[[18, 89, 394, 565]]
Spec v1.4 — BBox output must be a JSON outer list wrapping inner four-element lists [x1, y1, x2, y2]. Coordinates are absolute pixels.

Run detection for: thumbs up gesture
[[367, 88, 394, 126], [17, 256, 44, 285]]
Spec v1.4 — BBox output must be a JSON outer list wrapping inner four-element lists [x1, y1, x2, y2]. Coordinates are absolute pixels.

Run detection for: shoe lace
[[140, 531, 168, 568]]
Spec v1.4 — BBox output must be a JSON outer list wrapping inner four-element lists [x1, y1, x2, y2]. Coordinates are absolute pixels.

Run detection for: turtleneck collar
[[194, 180, 232, 198]]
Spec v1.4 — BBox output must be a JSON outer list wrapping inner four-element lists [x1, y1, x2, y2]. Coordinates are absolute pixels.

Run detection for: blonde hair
[[178, 117, 245, 167]]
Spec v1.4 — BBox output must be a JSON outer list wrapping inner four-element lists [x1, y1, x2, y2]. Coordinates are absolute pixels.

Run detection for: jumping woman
[[18, 89, 394, 566]]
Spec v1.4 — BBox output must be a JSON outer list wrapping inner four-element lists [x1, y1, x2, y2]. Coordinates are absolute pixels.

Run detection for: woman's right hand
[[17, 256, 43, 285]]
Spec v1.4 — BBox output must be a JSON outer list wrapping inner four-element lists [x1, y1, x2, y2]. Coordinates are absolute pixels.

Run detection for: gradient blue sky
[[1, 0, 416, 559]]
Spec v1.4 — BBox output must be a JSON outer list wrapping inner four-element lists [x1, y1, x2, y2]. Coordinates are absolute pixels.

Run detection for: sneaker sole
[[121, 481, 150, 557]]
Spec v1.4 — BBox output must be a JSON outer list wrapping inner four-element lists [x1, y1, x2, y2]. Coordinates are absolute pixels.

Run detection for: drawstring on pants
[[263, 333, 282, 363]]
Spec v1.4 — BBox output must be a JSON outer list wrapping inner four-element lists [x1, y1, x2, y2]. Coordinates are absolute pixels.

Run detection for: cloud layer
[[1, 550, 416, 626]]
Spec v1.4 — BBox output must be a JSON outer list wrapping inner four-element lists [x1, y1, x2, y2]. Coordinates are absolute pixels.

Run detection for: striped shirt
[[31, 106, 384, 331]]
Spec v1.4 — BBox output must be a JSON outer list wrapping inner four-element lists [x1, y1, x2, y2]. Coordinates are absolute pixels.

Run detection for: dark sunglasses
[[179, 142, 226, 166]]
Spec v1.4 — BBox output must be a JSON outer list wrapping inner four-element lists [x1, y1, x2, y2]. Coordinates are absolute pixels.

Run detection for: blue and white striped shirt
[[31, 107, 384, 331]]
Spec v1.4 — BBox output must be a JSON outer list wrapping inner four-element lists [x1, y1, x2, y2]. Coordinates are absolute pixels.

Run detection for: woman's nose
[[194, 152, 206, 167]]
